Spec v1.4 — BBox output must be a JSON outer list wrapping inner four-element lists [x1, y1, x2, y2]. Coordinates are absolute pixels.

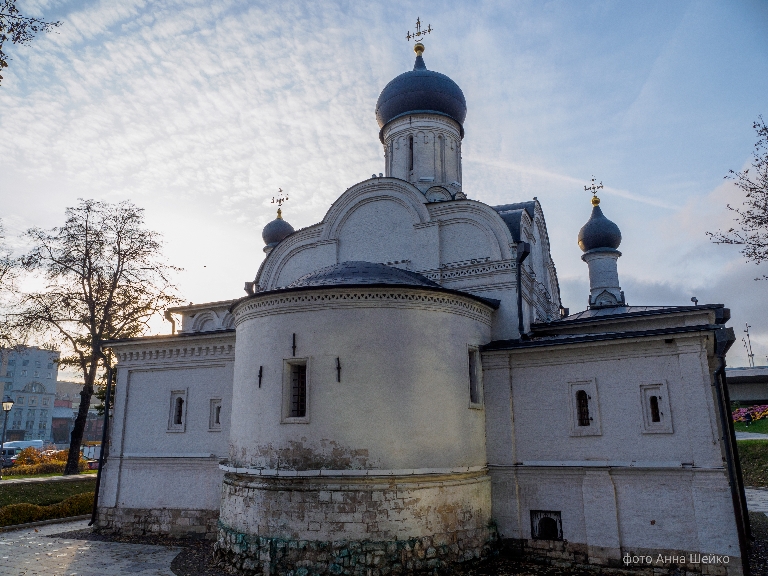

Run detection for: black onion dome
[[375, 50, 467, 137], [262, 211, 294, 248], [578, 205, 622, 252], [287, 261, 440, 289]]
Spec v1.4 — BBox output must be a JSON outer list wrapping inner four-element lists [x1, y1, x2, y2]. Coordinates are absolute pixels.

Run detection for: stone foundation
[[503, 539, 742, 576], [216, 469, 494, 574], [96, 506, 219, 539]]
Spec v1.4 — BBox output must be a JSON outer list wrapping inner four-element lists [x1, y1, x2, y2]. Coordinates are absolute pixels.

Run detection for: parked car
[[87, 460, 99, 470], [0, 447, 20, 467]]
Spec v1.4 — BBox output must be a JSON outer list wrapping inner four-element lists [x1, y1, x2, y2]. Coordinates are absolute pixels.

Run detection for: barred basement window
[[576, 390, 590, 426], [531, 510, 563, 541]]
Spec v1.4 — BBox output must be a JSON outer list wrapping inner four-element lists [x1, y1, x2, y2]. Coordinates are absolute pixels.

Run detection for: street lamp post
[[1, 396, 15, 481]]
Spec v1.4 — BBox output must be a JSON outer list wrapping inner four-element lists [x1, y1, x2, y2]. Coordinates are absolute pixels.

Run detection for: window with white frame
[[468, 347, 483, 407], [640, 382, 673, 434], [568, 379, 602, 436], [283, 359, 309, 423], [167, 389, 188, 432], [209, 398, 222, 431]]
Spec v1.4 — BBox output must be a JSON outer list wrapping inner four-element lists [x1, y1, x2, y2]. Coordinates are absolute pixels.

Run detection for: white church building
[[97, 43, 749, 575]]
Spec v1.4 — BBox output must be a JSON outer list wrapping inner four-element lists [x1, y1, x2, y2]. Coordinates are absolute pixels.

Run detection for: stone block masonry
[[216, 469, 494, 574], [96, 507, 219, 539]]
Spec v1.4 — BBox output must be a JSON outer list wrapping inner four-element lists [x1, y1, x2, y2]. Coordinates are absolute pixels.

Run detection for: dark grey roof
[[532, 304, 728, 328], [375, 53, 467, 139], [491, 201, 536, 242], [262, 215, 295, 247], [483, 323, 731, 352], [286, 261, 441, 289], [578, 205, 621, 252]]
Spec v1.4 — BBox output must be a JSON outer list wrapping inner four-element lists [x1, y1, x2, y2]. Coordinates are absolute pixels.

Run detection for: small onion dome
[[262, 208, 294, 252], [577, 197, 622, 252], [287, 261, 440, 289], [375, 43, 467, 140]]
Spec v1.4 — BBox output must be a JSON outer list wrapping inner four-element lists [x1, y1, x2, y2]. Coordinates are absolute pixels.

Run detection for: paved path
[[735, 431, 768, 440], [746, 487, 768, 514], [0, 474, 95, 486], [0, 519, 180, 576]]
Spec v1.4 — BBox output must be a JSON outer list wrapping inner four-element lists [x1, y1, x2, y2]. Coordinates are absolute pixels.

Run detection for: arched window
[[576, 390, 590, 426], [408, 135, 414, 172], [650, 395, 661, 422], [538, 517, 560, 540], [174, 397, 184, 425]]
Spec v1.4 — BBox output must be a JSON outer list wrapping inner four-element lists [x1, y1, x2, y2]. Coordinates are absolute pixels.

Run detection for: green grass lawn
[[0, 479, 96, 508], [734, 418, 768, 435], [737, 440, 768, 487], [0, 469, 97, 480]]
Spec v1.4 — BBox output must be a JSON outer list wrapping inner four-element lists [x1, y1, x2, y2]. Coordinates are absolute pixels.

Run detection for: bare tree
[[0, 0, 61, 84], [708, 116, 768, 278], [0, 218, 17, 346], [14, 199, 182, 474]]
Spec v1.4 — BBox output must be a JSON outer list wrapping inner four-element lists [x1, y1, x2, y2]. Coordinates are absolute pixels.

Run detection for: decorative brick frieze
[[235, 288, 494, 326], [96, 506, 219, 539]]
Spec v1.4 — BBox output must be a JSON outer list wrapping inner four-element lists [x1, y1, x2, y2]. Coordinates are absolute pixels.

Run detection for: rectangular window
[[25, 421, 34, 431], [3, 383, 10, 391], [33, 371, 39, 377], [7, 360, 14, 366], [35, 361, 41, 368], [16, 396, 24, 405], [640, 383, 673, 434], [20, 370, 27, 377], [209, 398, 222, 431], [47, 363, 53, 369], [28, 397, 37, 407], [290, 364, 307, 417], [42, 397, 49, 406], [282, 359, 310, 423], [47, 372, 52, 379], [568, 380, 601, 436], [5, 372, 12, 378], [22, 360, 28, 366], [468, 347, 483, 407], [167, 390, 188, 432]]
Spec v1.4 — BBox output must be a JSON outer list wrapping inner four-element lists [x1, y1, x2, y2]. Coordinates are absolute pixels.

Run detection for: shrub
[[4, 458, 88, 476], [0, 492, 94, 527]]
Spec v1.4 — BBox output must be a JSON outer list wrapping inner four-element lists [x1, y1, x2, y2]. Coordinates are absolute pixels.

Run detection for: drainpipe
[[516, 242, 531, 339], [164, 310, 176, 335], [711, 325, 751, 573]]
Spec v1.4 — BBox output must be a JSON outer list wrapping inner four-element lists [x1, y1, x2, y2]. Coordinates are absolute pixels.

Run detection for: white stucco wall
[[482, 329, 741, 565], [229, 286, 493, 471], [99, 332, 235, 512]]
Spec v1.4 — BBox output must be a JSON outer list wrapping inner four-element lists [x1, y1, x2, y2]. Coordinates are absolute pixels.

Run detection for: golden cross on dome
[[406, 17, 432, 43], [584, 176, 604, 206]]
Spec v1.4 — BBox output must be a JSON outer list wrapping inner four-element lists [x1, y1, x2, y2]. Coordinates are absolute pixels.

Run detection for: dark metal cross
[[406, 17, 432, 42], [272, 188, 289, 207], [584, 176, 603, 197]]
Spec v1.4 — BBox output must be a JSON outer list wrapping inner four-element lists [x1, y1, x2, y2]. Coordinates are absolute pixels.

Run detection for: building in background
[[0, 346, 59, 443], [726, 365, 768, 405], [52, 382, 104, 446]]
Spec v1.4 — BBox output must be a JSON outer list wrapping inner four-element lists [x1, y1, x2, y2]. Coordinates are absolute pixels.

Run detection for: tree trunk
[[64, 378, 95, 475]]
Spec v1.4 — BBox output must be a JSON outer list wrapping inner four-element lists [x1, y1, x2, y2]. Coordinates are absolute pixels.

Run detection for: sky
[[1, 0, 767, 369]]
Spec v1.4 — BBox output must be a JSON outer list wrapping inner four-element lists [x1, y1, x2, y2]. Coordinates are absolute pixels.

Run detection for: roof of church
[[539, 304, 727, 326], [286, 261, 440, 288], [375, 50, 467, 137], [577, 204, 622, 252], [490, 201, 536, 242]]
